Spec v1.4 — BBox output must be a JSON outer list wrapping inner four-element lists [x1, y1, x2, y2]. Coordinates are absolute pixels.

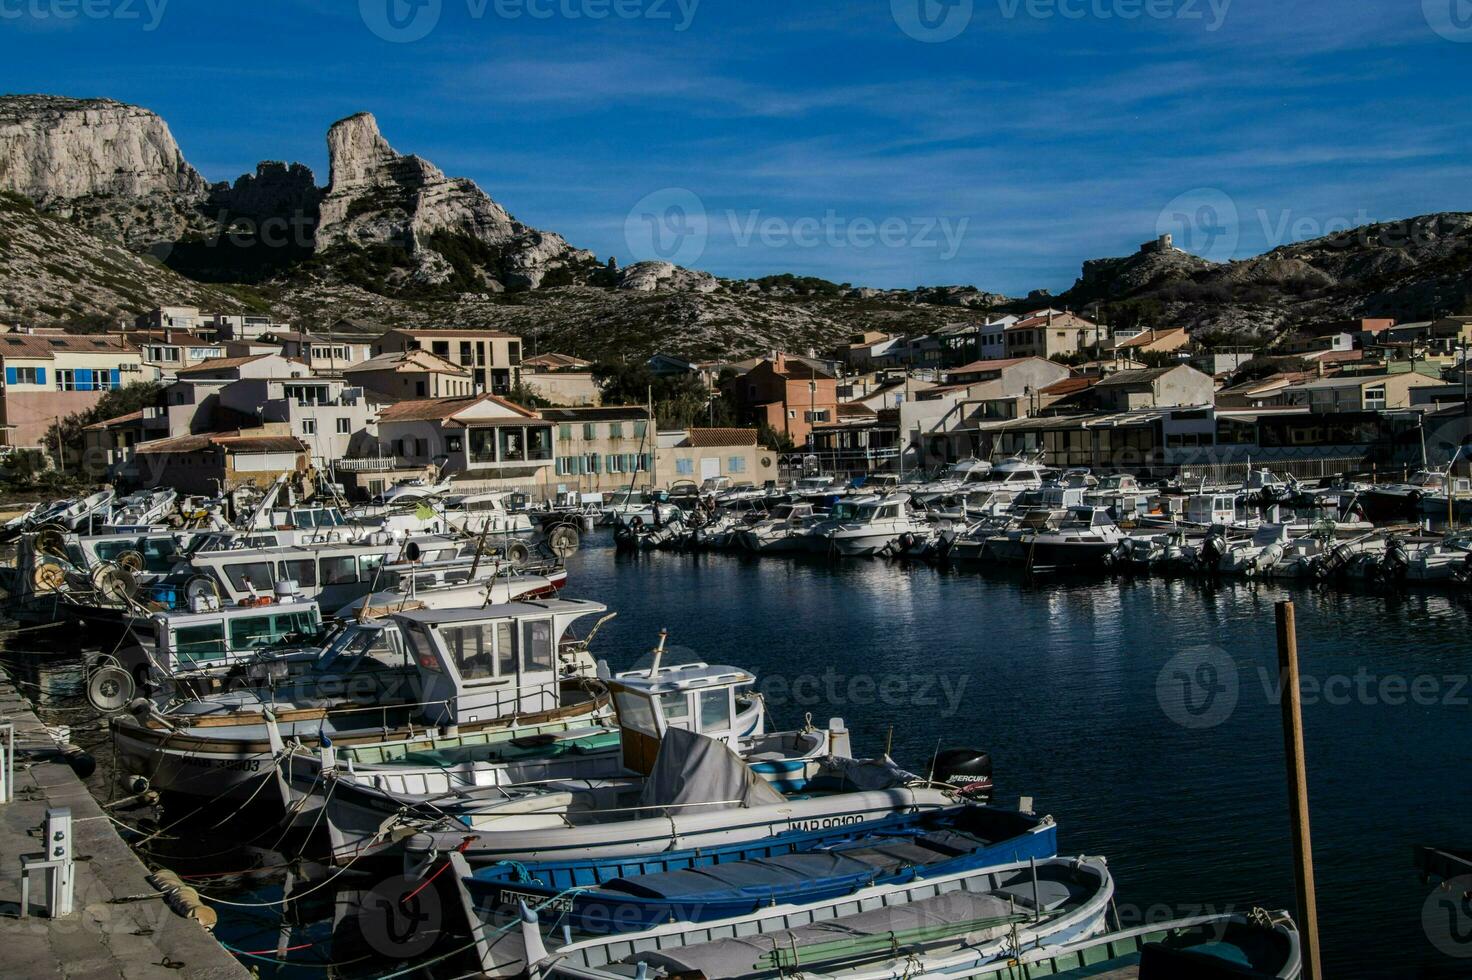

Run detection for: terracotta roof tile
[[0, 333, 133, 359], [683, 428, 759, 448], [375, 393, 536, 423]]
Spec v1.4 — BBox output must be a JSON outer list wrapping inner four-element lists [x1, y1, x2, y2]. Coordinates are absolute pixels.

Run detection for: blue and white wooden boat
[[489, 855, 1112, 979], [465, 802, 1056, 934]]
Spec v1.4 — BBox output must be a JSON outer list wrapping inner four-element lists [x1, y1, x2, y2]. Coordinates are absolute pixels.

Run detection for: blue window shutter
[[77, 368, 93, 391], [4, 368, 14, 385], [35, 367, 45, 385], [111, 369, 121, 387]]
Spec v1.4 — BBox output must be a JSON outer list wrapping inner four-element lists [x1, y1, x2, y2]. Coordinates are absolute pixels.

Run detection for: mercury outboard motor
[[931, 748, 994, 799]]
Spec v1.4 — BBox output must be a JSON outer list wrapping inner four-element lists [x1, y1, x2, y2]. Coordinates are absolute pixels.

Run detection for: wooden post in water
[[1275, 601, 1322, 980]]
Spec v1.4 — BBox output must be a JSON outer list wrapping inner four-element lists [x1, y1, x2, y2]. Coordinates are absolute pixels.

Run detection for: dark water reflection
[[4, 533, 1472, 978]]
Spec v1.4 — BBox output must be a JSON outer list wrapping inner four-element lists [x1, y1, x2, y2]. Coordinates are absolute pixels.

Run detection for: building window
[[606, 454, 622, 473], [609, 422, 623, 439], [583, 453, 600, 474], [558, 423, 572, 441], [728, 456, 747, 473], [634, 420, 648, 438], [5, 366, 43, 385], [509, 341, 521, 365], [302, 419, 317, 435], [336, 418, 351, 434], [676, 458, 693, 476], [1363, 385, 1387, 411], [445, 434, 462, 453], [459, 342, 473, 364], [583, 422, 597, 440], [416, 381, 427, 396], [431, 341, 450, 358]]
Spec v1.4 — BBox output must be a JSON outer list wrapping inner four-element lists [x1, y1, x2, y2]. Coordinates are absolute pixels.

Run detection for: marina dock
[[0, 674, 249, 980]]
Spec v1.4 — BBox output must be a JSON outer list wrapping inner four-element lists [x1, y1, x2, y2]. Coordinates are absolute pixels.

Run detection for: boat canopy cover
[[638, 726, 785, 811]]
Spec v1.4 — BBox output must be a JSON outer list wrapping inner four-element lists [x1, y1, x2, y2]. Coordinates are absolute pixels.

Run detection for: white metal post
[[45, 806, 74, 916]]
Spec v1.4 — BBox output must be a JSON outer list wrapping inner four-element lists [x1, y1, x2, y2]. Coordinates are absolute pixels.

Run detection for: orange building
[[725, 354, 838, 448]]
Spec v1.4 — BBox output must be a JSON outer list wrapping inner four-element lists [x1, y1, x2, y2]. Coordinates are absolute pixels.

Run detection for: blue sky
[[3, 0, 1471, 294]]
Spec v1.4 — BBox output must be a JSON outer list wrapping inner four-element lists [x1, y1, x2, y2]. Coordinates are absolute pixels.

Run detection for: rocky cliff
[[0, 95, 208, 248], [315, 112, 593, 289]]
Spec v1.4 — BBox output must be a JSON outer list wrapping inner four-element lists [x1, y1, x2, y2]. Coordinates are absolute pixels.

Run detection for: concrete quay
[[0, 673, 249, 980]]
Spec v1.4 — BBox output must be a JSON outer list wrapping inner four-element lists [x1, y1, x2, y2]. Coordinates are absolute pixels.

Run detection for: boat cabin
[[173, 535, 474, 608], [391, 599, 609, 726], [829, 494, 908, 524], [141, 594, 324, 677], [1185, 493, 1241, 526], [1059, 506, 1119, 530], [606, 662, 762, 774], [768, 502, 817, 524]]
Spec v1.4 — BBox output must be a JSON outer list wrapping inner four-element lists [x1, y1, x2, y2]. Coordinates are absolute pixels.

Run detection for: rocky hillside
[[1, 93, 1470, 355], [0, 190, 258, 327], [1060, 214, 1472, 338]]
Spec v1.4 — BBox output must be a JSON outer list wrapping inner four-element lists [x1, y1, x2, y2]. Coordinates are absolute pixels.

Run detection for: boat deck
[[0, 673, 249, 980]]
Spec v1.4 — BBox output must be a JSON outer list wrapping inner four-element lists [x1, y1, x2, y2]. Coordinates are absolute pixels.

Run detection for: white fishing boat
[[109, 599, 612, 800], [30, 489, 116, 532], [100, 488, 178, 531], [600, 488, 680, 526], [810, 494, 927, 557], [281, 649, 843, 831], [441, 490, 537, 536], [984, 506, 1130, 571], [312, 722, 947, 867], [738, 502, 822, 553]]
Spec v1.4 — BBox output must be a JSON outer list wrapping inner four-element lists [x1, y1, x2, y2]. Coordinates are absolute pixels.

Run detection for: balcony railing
[[335, 457, 415, 473]]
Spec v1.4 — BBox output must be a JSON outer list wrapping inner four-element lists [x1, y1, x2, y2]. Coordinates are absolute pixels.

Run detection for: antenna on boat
[[649, 629, 668, 674]]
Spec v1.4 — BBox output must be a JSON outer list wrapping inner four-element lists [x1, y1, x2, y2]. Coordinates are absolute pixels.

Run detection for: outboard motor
[[1198, 525, 1227, 573], [1378, 536, 1410, 585], [931, 748, 994, 799]]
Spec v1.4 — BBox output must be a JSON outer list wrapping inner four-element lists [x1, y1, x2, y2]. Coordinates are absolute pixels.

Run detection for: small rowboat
[[465, 802, 1056, 934]]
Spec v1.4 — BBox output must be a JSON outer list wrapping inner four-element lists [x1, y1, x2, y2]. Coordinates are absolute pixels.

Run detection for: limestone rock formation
[[0, 95, 208, 247], [315, 112, 593, 288], [616, 260, 721, 293]]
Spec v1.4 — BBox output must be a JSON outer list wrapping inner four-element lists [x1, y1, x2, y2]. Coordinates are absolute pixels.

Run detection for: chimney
[[1047, 310, 1054, 325]]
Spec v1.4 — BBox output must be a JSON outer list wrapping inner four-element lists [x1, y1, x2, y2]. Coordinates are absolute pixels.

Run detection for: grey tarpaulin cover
[[813, 754, 921, 791], [638, 726, 785, 811]]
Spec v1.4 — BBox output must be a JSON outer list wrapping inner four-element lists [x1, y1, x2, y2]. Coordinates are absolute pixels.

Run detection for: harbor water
[[5, 530, 1472, 978]]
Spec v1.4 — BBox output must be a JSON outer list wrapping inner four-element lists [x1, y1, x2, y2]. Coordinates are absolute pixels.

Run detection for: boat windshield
[[314, 624, 397, 673]]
